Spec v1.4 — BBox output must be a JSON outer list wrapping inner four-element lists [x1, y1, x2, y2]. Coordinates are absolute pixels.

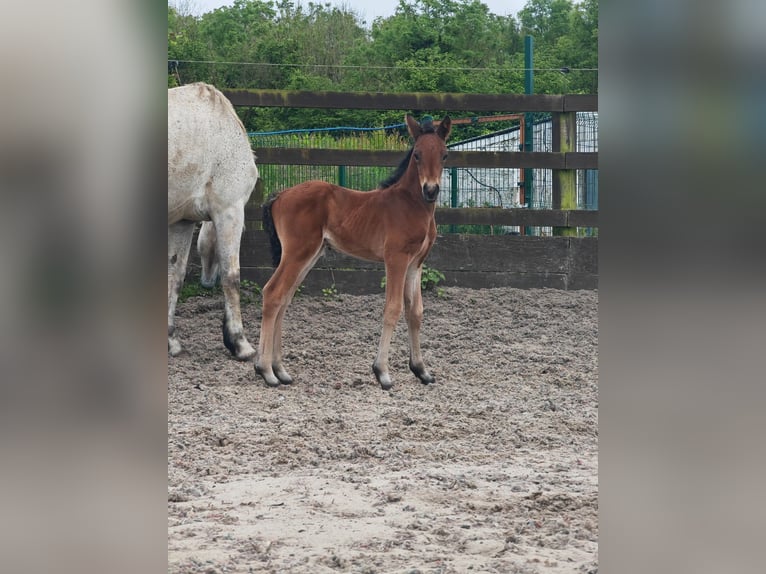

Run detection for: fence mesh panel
[[442, 112, 598, 210]]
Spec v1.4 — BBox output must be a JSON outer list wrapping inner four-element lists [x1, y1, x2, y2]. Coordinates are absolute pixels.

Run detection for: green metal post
[[338, 165, 347, 187], [524, 35, 534, 235], [552, 111, 578, 236], [450, 167, 459, 233]]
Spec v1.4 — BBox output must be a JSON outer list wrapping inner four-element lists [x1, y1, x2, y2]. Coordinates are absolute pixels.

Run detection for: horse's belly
[[168, 186, 209, 224], [323, 231, 383, 262]]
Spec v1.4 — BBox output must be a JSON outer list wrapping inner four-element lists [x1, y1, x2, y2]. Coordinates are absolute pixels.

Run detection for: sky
[[182, 0, 529, 23]]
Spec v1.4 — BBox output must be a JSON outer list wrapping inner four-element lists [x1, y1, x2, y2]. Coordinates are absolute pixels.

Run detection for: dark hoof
[[223, 322, 255, 361], [273, 365, 294, 385], [255, 364, 281, 387], [372, 364, 393, 391], [409, 361, 435, 385]]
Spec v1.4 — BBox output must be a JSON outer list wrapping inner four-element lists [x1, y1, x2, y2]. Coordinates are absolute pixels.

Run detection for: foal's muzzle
[[422, 183, 440, 203]]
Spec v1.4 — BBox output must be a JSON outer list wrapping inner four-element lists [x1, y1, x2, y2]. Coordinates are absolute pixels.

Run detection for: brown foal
[[256, 114, 452, 389]]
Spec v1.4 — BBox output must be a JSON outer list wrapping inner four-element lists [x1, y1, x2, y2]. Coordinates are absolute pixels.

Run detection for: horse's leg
[[270, 290, 296, 384], [257, 240, 323, 387], [197, 221, 220, 288], [373, 255, 409, 390], [212, 208, 255, 361], [168, 221, 195, 356], [403, 264, 435, 385]]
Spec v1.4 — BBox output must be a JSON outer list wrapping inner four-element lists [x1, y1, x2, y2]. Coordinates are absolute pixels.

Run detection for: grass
[[178, 278, 262, 305]]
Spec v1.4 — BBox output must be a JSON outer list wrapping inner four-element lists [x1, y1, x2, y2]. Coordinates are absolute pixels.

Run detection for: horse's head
[[406, 114, 452, 203]]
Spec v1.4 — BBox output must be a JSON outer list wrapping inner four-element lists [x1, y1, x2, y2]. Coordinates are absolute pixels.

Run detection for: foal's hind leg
[[257, 240, 323, 386], [404, 264, 435, 385], [168, 221, 195, 356], [212, 208, 255, 361]]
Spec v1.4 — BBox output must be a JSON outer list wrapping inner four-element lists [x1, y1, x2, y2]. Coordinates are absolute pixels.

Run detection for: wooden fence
[[216, 90, 598, 292]]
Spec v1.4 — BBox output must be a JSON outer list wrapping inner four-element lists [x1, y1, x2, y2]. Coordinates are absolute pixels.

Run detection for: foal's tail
[[262, 194, 282, 267]]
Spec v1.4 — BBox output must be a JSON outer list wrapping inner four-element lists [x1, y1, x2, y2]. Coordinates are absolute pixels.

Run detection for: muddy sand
[[168, 286, 598, 573]]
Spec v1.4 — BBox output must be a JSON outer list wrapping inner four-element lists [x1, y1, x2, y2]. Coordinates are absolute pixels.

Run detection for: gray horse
[[168, 83, 258, 360]]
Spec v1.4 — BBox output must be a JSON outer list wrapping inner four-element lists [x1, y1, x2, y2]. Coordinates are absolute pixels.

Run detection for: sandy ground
[[168, 286, 598, 573]]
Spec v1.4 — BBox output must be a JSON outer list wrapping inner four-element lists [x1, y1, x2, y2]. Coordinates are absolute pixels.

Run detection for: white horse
[[168, 82, 258, 360]]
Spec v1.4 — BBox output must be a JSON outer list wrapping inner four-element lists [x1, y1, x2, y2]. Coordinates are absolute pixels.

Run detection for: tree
[[167, 5, 206, 86], [518, 0, 573, 46]]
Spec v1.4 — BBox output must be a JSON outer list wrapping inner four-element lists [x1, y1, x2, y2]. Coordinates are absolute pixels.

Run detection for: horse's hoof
[[168, 338, 183, 357], [377, 374, 393, 391], [234, 347, 257, 362], [229, 339, 255, 361], [372, 364, 393, 390], [409, 361, 434, 385], [255, 364, 281, 387], [418, 370, 435, 385], [274, 366, 294, 385], [265, 380, 281, 388]]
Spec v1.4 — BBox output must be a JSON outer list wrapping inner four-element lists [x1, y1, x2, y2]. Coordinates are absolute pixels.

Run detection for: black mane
[[378, 119, 437, 189], [378, 147, 413, 189]]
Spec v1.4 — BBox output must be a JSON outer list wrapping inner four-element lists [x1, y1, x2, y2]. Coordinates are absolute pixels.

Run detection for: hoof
[[223, 322, 254, 361], [409, 361, 435, 385], [273, 364, 294, 385], [255, 364, 281, 387], [418, 372, 435, 385], [233, 345, 257, 362], [168, 338, 183, 357], [373, 364, 393, 390], [277, 374, 294, 385], [226, 336, 255, 361]]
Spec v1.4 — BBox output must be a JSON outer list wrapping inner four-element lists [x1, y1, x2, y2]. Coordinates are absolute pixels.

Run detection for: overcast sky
[[181, 0, 528, 23]]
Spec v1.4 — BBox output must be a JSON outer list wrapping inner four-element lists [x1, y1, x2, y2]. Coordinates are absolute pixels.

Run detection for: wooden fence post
[[552, 111, 577, 236]]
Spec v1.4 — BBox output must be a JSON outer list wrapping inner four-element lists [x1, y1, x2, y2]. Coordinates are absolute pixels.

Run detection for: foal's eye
[[414, 152, 421, 162], [442, 153, 449, 162]]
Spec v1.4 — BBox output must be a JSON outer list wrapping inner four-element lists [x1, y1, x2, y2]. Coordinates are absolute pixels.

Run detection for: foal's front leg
[[403, 264, 435, 385], [373, 256, 408, 390]]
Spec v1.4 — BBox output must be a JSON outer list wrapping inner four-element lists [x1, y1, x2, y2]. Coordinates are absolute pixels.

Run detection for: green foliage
[[178, 281, 220, 303], [420, 266, 446, 294], [321, 284, 340, 301], [240, 279, 262, 305], [380, 265, 446, 297], [168, 0, 598, 129], [178, 277, 261, 304]]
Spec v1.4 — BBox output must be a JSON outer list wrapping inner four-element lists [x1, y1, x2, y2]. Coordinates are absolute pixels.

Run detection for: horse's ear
[[405, 114, 422, 140], [437, 115, 452, 141]]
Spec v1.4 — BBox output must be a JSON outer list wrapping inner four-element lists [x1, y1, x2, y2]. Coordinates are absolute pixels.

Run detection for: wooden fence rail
[[244, 205, 598, 228], [223, 89, 596, 112], [252, 148, 597, 170]]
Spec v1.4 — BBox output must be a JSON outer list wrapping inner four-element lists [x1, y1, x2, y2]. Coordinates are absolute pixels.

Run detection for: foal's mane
[[378, 119, 437, 189]]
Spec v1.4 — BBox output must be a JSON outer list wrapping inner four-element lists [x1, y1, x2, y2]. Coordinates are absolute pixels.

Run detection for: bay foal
[[256, 114, 452, 389]]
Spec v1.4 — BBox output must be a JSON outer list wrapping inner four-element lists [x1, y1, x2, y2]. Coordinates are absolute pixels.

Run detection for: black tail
[[262, 195, 282, 267]]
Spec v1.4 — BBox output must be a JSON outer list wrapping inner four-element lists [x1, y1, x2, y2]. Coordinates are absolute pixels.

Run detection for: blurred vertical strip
[[601, 1, 766, 573], [0, 2, 167, 573]]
